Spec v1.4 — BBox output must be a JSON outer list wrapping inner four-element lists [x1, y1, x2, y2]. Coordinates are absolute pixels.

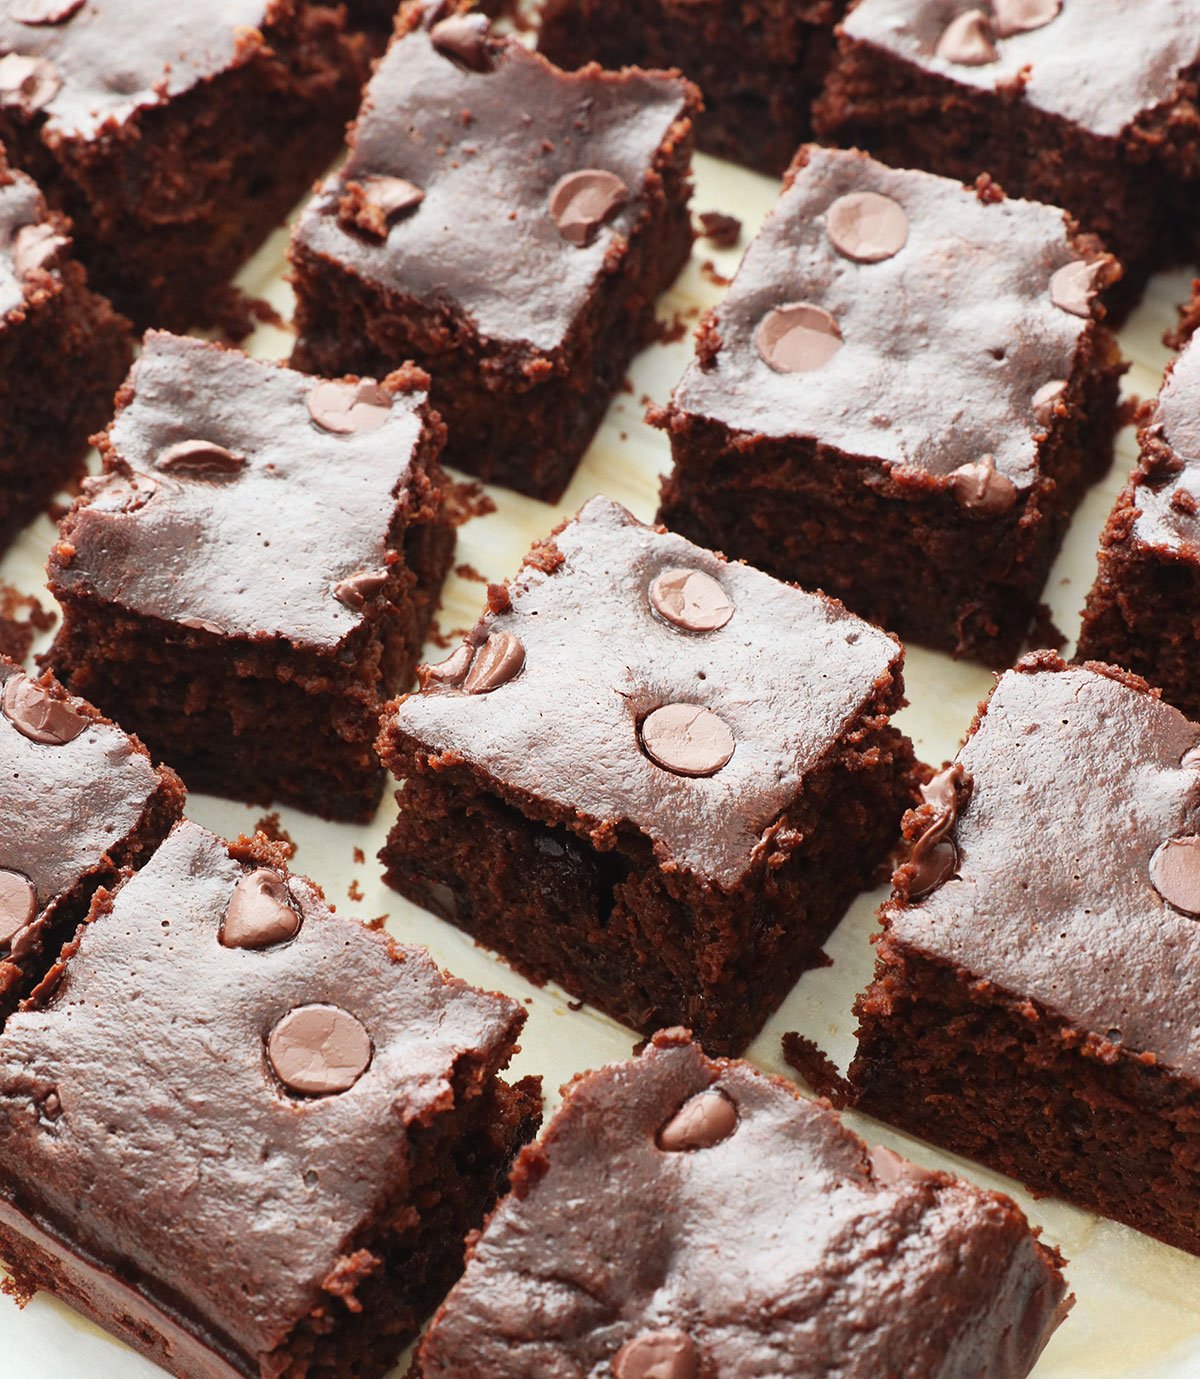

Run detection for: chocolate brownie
[[656, 144, 1124, 666], [0, 147, 129, 552], [45, 332, 454, 822], [289, 4, 699, 501], [851, 652, 1200, 1255], [815, 0, 1200, 317], [0, 0, 369, 329], [0, 819, 541, 1379], [0, 657, 184, 1024], [418, 1028, 1068, 1378], [538, 0, 845, 175], [378, 496, 918, 1055]]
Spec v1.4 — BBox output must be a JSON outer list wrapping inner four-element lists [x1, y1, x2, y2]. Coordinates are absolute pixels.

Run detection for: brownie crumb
[[1026, 603, 1068, 652], [444, 479, 497, 528], [700, 259, 732, 288], [364, 914, 388, 931], [782, 1033, 853, 1108], [972, 173, 1005, 205], [652, 312, 689, 345], [455, 562, 488, 584], [253, 812, 297, 860], [348, 879, 365, 902], [697, 210, 742, 249], [566, 998, 584, 1011], [0, 584, 55, 664], [353, 847, 366, 865]]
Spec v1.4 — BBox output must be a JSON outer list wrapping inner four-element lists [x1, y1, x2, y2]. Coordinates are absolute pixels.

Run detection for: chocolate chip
[[464, 631, 525, 694], [946, 455, 1018, 514], [549, 170, 630, 248], [657, 1088, 738, 1151], [339, 175, 425, 240], [422, 644, 475, 688], [0, 869, 36, 947], [991, 0, 1061, 36], [334, 569, 390, 610], [221, 869, 300, 950], [641, 703, 734, 778], [1050, 258, 1109, 317], [755, 303, 843, 374], [430, 13, 495, 72], [1182, 745, 1200, 768], [698, 211, 741, 249], [0, 53, 61, 111], [649, 568, 734, 633], [1150, 836, 1200, 917], [155, 440, 247, 478], [13, 0, 85, 21], [612, 1330, 698, 1379], [267, 1005, 372, 1096], [935, 9, 997, 64], [826, 191, 909, 263], [908, 764, 971, 898], [12, 223, 66, 276], [307, 379, 393, 435], [1032, 379, 1066, 426], [83, 470, 158, 514], [2, 674, 87, 746]]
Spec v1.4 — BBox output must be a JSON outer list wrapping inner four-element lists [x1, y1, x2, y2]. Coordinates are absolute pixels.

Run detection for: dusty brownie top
[[292, 11, 693, 353], [1127, 332, 1200, 556], [420, 1029, 1065, 1378], [50, 332, 432, 651], [0, 156, 65, 321], [0, 819, 525, 1367], [840, 0, 1200, 139], [890, 655, 1200, 1080], [389, 496, 901, 886], [0, 0, 276, 139], [672, 145, 1105, 499]]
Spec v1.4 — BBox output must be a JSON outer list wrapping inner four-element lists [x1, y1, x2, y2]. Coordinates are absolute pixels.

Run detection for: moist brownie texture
[[852, 652, 1200, 1255], [0, 0, 369, 330], [290, 6, 698, 501], [418, 1029, 1068, 1379], [379, 496, 918, 1055], [815, 0, 1200, 315], [656, 144, 1124, 666], [1078, 321, 1200, 718], [538, 0, 845, 175], [0, 657, 184, 1024], [0, 147, 130, 551], [0, 820, 541, 1379], [45, 332, 454, 822]]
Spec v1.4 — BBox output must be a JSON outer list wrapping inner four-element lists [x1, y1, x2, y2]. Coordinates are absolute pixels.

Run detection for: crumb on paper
[[700, 259, 731, 288], [653, 312, 688, 345], [444, 478, 497, 528], [348, 879, 364, 902], [455, 562, 488, 584], [353, 847, 366, 865], [365, 914, 388, 931], [697, 210, 742, 249], [0, 584, 55, 664]]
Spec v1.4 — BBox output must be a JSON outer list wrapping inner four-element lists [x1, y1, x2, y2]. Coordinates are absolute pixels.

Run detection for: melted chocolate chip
[[657, 1088, 738, 1151], [648, 568, 734, 633], [340, 175, 425, 240], [1032, 379, 1067, 426], [155, 440, 247, 478], [641, 703, 735, 778], [0, 53, 60, 111], [83, 471, 158, 514], [429, 13, 495, 73], [0, 869, 37, 947], [267, 1004, 372, 1096], [307, 379, 393, 435], [12, 0, 85, 21], [423, 644, 475, 688], [935, 9, 997, 64], [1149, 836, 1200, 917], [221, 870, 300, 951], [612, 1330, 698, 1379], [334, 569, 390, 610], [549, 170, 630, 248], [908, 764, 972, 898], [992, 0, 1061, 37], [826, 191, 909, 263], [755, 302, 843, 374], [464, 631, 526, 694], [2, 674, 88, 746], [946, 454, 1018, 514], [1050, 259, 1109, 317], [12, 223, 66, 276]]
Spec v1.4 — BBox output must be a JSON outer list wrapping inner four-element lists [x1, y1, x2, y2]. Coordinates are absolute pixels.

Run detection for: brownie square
[[538, 0, 845, 175], [289, 5, 699, 502], [45, 331, 454, 822], [0, 657, 184, 1024], [0, 819, 541, 1379], [378, 496, 918, 1055], [814, 0, 1200, 316], [656, 144, 1124, 666], [418, 1028, 1067, 1378], [0, 0, 369, 330], [0, 147, 130, 552], [851, 651, 1200, 1255]]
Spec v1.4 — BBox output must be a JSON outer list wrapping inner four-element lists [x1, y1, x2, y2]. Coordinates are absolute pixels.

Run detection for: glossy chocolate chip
[[221, 870, 300, 951], [464, 631, 525, 694], [755, 303, 843, 374], [657, 1088, 738, 1151], [83, 471, 158, 514], [992, 0, 1061, 36], [0, 53, 61, 111], [0, 869, 36, 947], [908, 764, 971, 898], [307, 379, 393, 435], [1050, 259, 1108, 317], [935, 9, 997, 64], [2, 674, 87, 746], [267, 1004, 372, 1096], [1032, 379, 1067, 426], [641, 703, 734, 778], [334, 569, 390, 610], [12, 223, 66, 276], [12, 0, 85, 21], [612, 1330, 698, 1379], [648, 568, 734, 633], [155, 440, 246, 478], [946, 455, 1018, 514], [430, 13, 494, 72], [826, 191, 909, 263], [1150, 836, 1200, 917], [423, 644, 475, 688], [340, 175, 425, 240], [549, 170, 630, 248]]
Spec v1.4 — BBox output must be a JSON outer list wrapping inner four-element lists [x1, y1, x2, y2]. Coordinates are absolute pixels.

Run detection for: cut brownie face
[[538, 0, 845, 175], [290, 6, 698, 502], [851, 652, 1200, 1256], [418, 1029, 1068, 1379], [815, 0, 1200, 315], [0, 820, 541, 1379], [0, 0, 369, 329], [0, 657, 184, 1024], [378, 496, 918, 1055], [0, 148, 130, 552], [656, 144, 1125, 666], [45, 332, 454, 822]]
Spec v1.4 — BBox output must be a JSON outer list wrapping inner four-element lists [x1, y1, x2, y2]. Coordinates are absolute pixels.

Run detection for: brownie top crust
[[0, 819, 526, 1367], [1128, 333, 1200, 555], [0, 0, 274, 139], [420, 1029, 1066, 1378], [50, 331, 431, 650], [292, 12, 694, 353], [839, 0, 1200, 139], [891, 655, 1200, 1080], [390, 496, 901, 886], [0, 156, 64, 319], [672, 145, 1105, 496]]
